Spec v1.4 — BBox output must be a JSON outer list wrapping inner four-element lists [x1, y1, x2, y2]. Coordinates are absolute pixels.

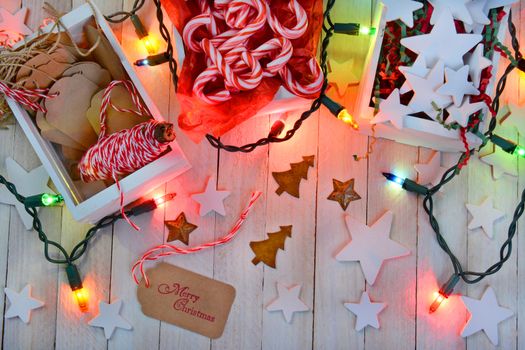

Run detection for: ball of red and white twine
[[78, 80, 172, 230], [183, 0, 323, 104]]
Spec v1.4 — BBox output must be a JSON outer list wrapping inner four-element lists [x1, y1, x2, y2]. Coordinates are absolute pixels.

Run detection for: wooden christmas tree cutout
[[250, 225, 292, 268], [272, 155, 315, 198]]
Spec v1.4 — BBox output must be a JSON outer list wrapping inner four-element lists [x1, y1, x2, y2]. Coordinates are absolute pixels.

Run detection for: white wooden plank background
[[1, 0, 524, 349]]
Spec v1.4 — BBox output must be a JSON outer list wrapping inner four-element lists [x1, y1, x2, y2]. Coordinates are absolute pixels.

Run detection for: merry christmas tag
[[137, 263, 236, 338]]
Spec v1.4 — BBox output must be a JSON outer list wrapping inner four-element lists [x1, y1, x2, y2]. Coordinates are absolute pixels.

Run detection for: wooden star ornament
[[4, 284, 44, 324], [344, 291, 386, 331], [328, 59, 359, 96], [335, 211, 410, 285], [381, 0, 423, 27], [327, 178, 361, 211], [461, 287, 513, 345], [0, 7, 32, 46], [88, 300, 132, 339], [191, 177, 230, 216], [371, 88, 414, 129], [480, 145, 518, 180], [437, 66, 479, 107], [266, 282, 309, 323], [466, 197, 505, 239], [165, 212, 198, 245], [414, 151, 448, 187]]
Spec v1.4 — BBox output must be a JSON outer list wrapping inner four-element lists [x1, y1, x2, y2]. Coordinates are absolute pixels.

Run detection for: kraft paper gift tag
[[86, 87, 151, 135], [16, 48, 76, 89], [63, 62, 111, 88], [85, 25, 126, 81], [44, 75, 99, 149], [36, 110, 86, 150], [137, 263, 236, 339]]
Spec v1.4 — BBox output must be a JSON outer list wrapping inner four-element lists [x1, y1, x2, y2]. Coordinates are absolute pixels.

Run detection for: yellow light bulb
[[337, 109, 359, 130], [141, 35, 159, 55], [73, 288, 89, 313]]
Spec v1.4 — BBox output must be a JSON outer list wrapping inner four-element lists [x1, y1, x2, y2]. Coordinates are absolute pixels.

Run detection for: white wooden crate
[[6, 3, 191, 223], [355, 2, 511, 152]]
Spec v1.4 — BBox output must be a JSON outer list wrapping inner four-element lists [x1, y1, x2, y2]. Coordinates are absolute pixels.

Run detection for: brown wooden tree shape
[[272, 155, 315, 198], [250, 225, 293, 268]]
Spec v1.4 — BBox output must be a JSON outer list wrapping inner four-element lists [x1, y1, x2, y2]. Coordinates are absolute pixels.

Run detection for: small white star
[[467, 0, 491, 26], [437, 66, 480, 107], [466, 197, 505, 239], [266, 283, 309, 323], [381, 0, 423, 27], [399, 55, 430, 94], [191, 177, 231, 216], [344, 291, 386, 331], [4, 285, 44, 324], [401, 9, 481, 69], [429, 0, 473, 25], [503, 102, 525, 136], [371, 89, 413, 129], [461, 287, 513, 345], [335, 211, 410, 285], [0, 157, 53, 230], [414, 152, 448, 187], [405, 60, 452, 118], [465, 44, 492, 88], [480, 145, 518, 180], [446, 97, 485, 127], [88, 300, 132, 339]]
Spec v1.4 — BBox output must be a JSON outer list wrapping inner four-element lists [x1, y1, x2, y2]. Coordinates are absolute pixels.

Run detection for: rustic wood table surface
[[1, 0, 524, 349]]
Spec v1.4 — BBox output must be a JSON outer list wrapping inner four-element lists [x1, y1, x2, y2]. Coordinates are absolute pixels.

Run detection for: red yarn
[[0, 81, 55, 112], [132, 191, 262, 287]]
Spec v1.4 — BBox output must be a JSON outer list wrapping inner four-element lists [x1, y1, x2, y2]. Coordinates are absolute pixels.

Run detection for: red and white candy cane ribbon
[[78, 80, 168, 231], [0, 81, 55, 113], [132, 191, 262, 286]]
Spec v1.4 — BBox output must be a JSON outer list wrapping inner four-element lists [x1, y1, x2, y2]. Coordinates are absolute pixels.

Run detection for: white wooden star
[[480, 146, 518, 179], [461, 287, 513, 345], [486, 0, 518, 10], [4, 285, 44, 324], [503, 102, 525, 135], [401, 9, 481, 69], [467, 0, 491, 26], [335, 211, 410, 285], [466, 197, 505, 239], [405, 60, 452, 118], [0, 7, 32, 44], [465, 44, 492, 88], [414, 152, 448, 187], [399, 55, 430, 94], [191, 177, 231, 216], [266, 283, 309, 323], [88, 300, 132, 339], [371, 89, 413, 129], [0, 157, 53, 230], [344, 291, 386, 331], [328, 59, 359, 96], [381, 0, 423, 27], [446, 98, 485, 127], [429, 0, 473, 25], [437, 66, 480, 107]]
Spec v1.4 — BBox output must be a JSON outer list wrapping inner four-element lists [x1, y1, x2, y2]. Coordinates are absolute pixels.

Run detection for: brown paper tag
[[137, 263, 236, 339]]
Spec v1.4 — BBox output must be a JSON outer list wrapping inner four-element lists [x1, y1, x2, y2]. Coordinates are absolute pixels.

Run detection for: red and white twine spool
[[182, 0, 323, 104], [78, 80, 171, 230]]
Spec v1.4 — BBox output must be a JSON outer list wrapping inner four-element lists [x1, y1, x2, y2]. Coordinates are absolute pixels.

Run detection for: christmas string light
[[134, 52, 169, 67], [333, 22, 377, 36], [321, 95, 359, 129], [0, 171, 175, 312], [379, 10, 525, 314]]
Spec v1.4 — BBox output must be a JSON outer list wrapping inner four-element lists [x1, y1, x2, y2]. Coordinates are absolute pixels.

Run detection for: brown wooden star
[[165, 212, 198, 245], [327, 178, 361, 210]]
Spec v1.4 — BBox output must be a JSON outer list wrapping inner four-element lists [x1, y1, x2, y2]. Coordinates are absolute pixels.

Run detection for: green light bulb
[[41, 193, 63, 206], [359, 26, 376, 35], [514, 146, 525, 158]]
